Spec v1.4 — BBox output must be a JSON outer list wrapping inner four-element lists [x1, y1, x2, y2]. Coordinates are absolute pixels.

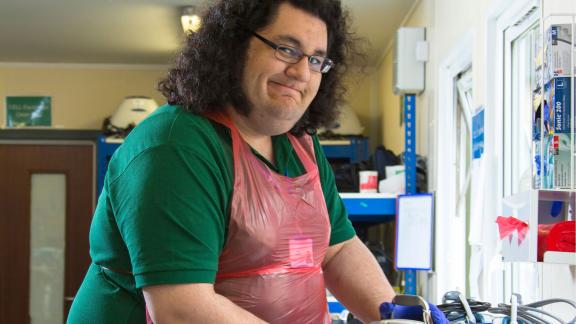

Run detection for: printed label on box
[[551, 77, 571, 134]]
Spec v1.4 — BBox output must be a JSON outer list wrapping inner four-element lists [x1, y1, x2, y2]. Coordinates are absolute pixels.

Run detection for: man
[[69, 0, 397, 323]]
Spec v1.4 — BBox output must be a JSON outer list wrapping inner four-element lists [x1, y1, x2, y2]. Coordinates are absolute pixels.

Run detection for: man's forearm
[[144, 283, 268, 324], [323, 236, 396, 323]]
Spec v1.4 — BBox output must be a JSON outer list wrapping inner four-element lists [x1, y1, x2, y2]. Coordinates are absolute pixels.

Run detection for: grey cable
[[489, 299, 576, 324], [527, 298, 576, 309], [518, 305, 565, 324], [489, 306, 550, 324], [525, 298, 576, 323]]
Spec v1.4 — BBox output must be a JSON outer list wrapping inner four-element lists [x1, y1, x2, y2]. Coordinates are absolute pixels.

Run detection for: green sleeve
[[108, 144, 229, 288], [312, 136, 356, 245]]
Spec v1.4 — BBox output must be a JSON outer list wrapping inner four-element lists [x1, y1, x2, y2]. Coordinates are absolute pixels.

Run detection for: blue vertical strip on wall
[[404, 94, 417, 295], [404, 94, 417, 194]]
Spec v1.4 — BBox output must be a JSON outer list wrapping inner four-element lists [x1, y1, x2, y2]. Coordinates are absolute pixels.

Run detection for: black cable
[[554, 38, 572, 45], [437, 299, 491, 322]]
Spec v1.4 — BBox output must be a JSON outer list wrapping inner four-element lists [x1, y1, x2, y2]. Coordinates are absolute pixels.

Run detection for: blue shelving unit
[[340, 193, 396, 222], [320, 137, 369, 163], [97, 135, 121, 196], [320, 137, 396, 222]]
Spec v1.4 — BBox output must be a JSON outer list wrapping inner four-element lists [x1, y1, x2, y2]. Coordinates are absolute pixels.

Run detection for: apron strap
[[203, 111, 244, 173], [287, 133, 317, 174], [204, 111, 319, 175], [203, 111, 236, 130]]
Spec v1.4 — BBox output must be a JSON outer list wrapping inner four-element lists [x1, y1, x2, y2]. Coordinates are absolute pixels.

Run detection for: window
[[503, 13, 539, 196]]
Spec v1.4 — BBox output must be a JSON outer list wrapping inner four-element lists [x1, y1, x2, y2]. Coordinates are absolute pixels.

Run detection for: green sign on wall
[[6, 96, 52, 128]]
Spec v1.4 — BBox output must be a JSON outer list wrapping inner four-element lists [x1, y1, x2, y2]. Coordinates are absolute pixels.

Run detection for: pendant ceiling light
[[181, 6, 202, 34]]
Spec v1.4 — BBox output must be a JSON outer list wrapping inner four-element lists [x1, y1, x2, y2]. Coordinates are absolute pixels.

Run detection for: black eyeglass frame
[[250, 31, 335, 74]]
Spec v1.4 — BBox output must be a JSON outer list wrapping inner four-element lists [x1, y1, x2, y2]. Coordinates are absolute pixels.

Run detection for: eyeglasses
[[250, 31, 335, 74]]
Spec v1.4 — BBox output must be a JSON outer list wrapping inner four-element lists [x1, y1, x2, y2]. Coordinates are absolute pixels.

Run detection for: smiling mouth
[[270, 81, 302, 96]]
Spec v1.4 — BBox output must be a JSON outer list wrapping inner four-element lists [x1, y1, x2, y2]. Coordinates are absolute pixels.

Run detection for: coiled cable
[[437, 291, 491, 322], [438, 292, 575, 324], [488, 298, 576, 324]]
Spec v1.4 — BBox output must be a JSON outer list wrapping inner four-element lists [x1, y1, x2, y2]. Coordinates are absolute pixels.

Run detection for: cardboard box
[[553, 133, 573, 188], [542, 135, 555, 189], [552, 77, 572, 133], [544, 24, 575, 82], [543, 82, 553, 137], [532, 140, 541, 189], [549, 77, 573, 188]]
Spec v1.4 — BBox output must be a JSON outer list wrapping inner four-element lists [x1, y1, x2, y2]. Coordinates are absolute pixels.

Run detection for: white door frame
[[435, 32, 474, 302]]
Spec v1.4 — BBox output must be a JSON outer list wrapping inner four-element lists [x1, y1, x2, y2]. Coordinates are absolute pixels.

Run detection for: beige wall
[[0, 63, 382, 146], [344, 69, 381, 150], [378, 50, 403, 154], [377, 0, 434, 156], [0, 64, 166, 129]]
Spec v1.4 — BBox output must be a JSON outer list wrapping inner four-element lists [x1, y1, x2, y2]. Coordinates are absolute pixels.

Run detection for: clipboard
[[395, 193, 434, 270]]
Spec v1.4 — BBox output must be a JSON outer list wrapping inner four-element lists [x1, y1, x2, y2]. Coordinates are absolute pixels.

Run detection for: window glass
[[504, 22, 539, 195]]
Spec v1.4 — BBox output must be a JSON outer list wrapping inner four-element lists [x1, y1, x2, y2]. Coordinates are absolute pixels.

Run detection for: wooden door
[[0, 144, 94, 323]]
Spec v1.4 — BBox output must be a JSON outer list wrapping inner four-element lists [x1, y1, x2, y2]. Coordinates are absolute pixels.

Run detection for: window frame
[[435, 34, 473, 302], [502, 11, 539, 197]]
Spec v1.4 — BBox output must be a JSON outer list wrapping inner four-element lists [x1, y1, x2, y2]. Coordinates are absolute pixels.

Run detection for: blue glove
[[379, 302, 449, 324]]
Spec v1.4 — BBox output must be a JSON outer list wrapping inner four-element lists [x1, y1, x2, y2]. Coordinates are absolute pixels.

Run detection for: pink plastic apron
[[145, 112, 331, 323], [208, 111, 331, 323]]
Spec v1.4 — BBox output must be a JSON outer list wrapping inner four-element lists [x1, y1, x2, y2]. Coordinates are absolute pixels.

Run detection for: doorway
[[0, 143, 94, 323]]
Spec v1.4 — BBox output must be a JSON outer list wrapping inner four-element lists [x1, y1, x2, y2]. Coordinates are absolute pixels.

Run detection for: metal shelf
[[340, 193, 396, 223], [543, 251, 576, 264], [320, 137, 369, 163]]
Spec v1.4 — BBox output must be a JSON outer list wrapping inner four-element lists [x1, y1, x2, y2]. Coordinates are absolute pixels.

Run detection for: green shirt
[[68, 105, 355, 323]]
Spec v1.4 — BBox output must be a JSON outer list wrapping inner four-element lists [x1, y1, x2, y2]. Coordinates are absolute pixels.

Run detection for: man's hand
[[379, 302, 449, 324]]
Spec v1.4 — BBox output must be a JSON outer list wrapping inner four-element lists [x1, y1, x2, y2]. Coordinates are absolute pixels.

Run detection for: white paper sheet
[[396, 194, 434, 270]]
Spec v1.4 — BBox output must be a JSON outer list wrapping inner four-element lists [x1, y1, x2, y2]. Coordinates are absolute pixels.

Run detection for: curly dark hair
[[158, 0, 362, 135]]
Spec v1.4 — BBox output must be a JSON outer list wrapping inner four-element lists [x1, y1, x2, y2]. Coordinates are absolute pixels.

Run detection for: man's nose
[[286, 56, 311, 82]]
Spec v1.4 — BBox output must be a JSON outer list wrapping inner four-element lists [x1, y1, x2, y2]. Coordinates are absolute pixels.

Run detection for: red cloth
[[538, 221, 576, 261], [496, 216, 529, 245]]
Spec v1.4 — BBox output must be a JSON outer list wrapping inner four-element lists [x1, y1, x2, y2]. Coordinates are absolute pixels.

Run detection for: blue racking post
[[97, 135, 122, 196], [404, 94, 418, 295]]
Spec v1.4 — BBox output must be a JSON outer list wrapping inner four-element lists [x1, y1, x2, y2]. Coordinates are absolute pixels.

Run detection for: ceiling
[[0, 0, 416, 67]]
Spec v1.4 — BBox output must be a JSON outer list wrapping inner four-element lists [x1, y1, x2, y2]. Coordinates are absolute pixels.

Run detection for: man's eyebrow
[[275, 34, 327, 56]]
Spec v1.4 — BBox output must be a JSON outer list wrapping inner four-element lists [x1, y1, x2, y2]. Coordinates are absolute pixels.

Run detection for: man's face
[[240, 2, 328, 136]]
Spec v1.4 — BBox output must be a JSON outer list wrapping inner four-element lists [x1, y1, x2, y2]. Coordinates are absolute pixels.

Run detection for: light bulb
[[181, 7, 202, 33]]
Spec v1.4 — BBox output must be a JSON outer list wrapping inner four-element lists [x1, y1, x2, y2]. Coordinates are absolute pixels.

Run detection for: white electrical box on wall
[[394, 27, 427, 94]]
